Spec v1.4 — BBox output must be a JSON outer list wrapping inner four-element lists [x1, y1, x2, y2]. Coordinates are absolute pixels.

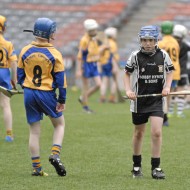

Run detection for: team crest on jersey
[[141, 68, 145, 73], [158, 65, 163, 72]]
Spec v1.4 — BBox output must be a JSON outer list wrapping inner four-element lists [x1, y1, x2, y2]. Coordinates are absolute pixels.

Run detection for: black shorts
[[132, 111, 164, 125], [178, 76, 189, 86]]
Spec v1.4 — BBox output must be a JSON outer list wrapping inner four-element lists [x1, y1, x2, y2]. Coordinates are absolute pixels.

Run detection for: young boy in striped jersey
[[124, 25, 174, 179]]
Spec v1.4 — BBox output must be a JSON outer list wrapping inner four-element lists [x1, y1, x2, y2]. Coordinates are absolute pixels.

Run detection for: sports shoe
[[49, 154, 66, 176], [83, 106, 94, 114], [5, 135, 14, 142], [163, 120, 169, 127], [152, 168, 165, 179], [131, 167, 143, 178], [32, 169, 48, 176]]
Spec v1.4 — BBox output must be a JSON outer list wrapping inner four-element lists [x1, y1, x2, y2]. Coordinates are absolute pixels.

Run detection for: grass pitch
[[1, 90, 190, 190]]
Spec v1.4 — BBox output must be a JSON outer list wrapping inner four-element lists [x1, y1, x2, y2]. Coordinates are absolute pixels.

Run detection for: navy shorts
[[171, 80, 178, 89], [24, 88, 62, 124], [101, 63, 112, 77], [0, 68, 12, 90], [82, 62, 99, 78], [132, 111, 164, 125]]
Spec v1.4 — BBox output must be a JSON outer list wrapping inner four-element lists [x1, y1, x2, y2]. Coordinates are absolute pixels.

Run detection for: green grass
[[1, 89, 190, 190]]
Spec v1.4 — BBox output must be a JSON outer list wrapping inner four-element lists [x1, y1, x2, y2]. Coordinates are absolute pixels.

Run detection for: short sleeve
[[17, 49, 24, 69], [162, 50, 175, 73], [54, 53, 64, 73], [8, 42, 17, 62], [124, 51, 137, 74], [77, 38, 88, 60]]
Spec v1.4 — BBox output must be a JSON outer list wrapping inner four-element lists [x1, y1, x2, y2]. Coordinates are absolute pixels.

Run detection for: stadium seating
[[119, 0, 190, 67], [1, 0, 129, 56]]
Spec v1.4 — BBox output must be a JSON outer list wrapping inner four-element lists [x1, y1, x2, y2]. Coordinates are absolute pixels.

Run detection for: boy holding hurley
[[124, 25, 174, 179]]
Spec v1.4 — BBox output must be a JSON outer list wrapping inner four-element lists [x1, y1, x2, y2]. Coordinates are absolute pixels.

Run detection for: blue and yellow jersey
[[99, 47, 111, 65], [99, 38, 119, 65], [17, 41, 67, 91], [108, 38, 119, 62], [158, 35, 180, 80], [0, 35, 17, 68], [77, 33, 100, 63]]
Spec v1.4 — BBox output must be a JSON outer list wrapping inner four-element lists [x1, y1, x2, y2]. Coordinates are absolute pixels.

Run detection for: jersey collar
[[31, 41, 54, 47]]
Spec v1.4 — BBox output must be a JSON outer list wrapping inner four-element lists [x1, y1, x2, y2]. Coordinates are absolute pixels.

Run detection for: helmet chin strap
[[139, 39, 158, 55], [141, 48, 156, 55], [140, 45, 158, 55]]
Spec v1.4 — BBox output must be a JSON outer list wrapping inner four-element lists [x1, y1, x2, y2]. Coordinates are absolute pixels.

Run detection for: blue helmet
[[138, 25, 159, 40], [33, 18, 56, 39]]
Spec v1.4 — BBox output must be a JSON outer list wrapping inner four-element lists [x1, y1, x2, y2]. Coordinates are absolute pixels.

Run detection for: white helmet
[[83, 19, 98, 31], [173, 24, 188, 38], [104, 27, 117, 38]]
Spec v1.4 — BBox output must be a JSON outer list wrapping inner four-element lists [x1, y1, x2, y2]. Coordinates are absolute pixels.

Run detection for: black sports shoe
[[83, 106, 94, 114], [152, 168, 165, 179], [131, 167, 143, 178], [49, 154, 66, 176]]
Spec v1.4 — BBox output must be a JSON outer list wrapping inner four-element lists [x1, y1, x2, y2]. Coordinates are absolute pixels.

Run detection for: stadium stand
[[118, 0, 190, 69], [4, 0, 188, 87], [1, 0, 132, 56]]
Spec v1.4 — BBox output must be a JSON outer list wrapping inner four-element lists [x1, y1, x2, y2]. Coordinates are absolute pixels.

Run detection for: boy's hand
[[56, 103, 65, 112], [162, 87, 170, 96], [126, 90, 136, 100]]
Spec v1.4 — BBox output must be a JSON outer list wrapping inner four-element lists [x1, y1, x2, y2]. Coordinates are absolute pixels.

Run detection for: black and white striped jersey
[[179, 40, 190, 76], [124, 48, 174, 113]]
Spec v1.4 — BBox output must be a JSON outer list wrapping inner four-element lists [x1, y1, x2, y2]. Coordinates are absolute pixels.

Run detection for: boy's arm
[[162, 50, 174, 96], [124, 72, 136, 100], [10, 60, 17, 88], [76, 58, 83, 78], [162, 71, 173, 96]]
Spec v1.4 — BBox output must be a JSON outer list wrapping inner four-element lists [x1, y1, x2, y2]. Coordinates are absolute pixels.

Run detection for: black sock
[[133, 155, 142, 167], [151, 157, 160, 170], [163, 114, 168, 123]]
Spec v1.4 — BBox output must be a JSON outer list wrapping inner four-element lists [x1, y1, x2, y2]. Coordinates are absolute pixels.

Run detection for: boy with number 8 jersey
[[17, 18, 67, 177]]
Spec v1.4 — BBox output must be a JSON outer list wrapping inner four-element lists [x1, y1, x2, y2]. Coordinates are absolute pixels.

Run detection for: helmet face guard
[[139, 25, 159, 41], [138, 25, 159, 54], [33, 18, 56, 40]]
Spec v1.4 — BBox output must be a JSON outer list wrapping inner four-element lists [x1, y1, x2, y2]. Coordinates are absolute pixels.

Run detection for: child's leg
[[109, 77, 117, 103], [87, 75, 101, 97], [49, 115, 65, 147], [0, 93, 13, 141], [100, 76, 109, 102], [81, 77, 89, 106], [49, 115, 66, 176], [29, 121, 47, 175], [176, 85, 186, 117]]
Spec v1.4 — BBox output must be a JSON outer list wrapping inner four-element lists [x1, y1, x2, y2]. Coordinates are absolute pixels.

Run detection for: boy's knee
[[134, 130, 144, 139], [152, 131, 161, 138], [96, 83, 101, 89]]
